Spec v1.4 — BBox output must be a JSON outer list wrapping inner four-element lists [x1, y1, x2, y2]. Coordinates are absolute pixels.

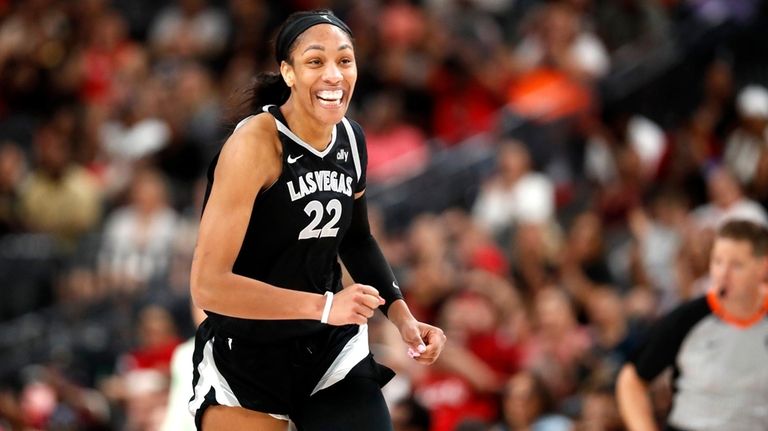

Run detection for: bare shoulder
[[223, 112, 280, 161], [217, 112, 281, 185]]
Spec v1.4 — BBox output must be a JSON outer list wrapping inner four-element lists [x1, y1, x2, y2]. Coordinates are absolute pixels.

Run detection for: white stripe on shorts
[[188, 337, 241, 414], [188, 337, 291, 422], [311, 324, 369, 395]]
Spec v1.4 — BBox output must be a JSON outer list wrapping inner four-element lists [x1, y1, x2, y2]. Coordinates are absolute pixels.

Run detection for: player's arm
[[338, 192, 403, 315], [339, 192, 446, 363], [190, 116, 381, 325], [616, 364, 659, 431]]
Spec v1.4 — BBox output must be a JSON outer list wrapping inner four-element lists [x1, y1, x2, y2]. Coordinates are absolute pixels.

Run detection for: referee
[[616, 219, 768, 431]]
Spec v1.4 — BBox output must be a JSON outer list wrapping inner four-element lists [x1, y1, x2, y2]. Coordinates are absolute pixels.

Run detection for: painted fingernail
[[417, 344, 426, 353]]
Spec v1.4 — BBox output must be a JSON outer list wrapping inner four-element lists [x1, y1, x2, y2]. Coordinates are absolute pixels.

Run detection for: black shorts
[[188, 319, 395, 430]]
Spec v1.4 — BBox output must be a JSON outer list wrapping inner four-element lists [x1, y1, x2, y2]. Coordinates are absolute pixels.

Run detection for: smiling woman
[[277, 17, 356, 131], [187, 9, 445, 431]]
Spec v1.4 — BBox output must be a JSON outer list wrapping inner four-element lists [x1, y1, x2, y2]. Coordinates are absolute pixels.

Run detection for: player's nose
[[322, 63, 343, 84]]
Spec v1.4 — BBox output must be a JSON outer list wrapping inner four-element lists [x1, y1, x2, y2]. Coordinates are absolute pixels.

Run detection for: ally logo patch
[[336, 149, 349, 162]]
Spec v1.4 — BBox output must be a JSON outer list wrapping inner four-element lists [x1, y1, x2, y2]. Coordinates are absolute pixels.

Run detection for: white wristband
[[320, 291, 334, 324]]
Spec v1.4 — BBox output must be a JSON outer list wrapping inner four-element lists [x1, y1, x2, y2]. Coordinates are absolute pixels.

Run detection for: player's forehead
[[292, 24, 353, 56]]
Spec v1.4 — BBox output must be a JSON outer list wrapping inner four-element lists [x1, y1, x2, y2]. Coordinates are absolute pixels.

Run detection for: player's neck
[[280, 102, 334, 151]]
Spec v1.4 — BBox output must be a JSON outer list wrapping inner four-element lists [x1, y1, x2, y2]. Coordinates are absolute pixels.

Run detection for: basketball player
[[616, 219, 768, 431], [188, 10, 446, 431]]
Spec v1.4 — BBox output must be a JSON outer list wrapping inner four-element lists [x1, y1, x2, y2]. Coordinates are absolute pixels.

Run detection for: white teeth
[[317, 90, 343, 101]]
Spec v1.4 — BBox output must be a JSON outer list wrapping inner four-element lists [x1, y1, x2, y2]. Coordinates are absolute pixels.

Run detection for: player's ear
[[280, 61, 295, 88]]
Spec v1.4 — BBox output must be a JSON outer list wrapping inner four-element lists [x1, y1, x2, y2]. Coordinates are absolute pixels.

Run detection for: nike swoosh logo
[[287, 154, 303, 164], [393, 281, 400, 290]]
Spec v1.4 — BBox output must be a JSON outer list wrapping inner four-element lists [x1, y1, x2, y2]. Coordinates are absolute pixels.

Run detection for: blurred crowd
[[0, 0, 767, 430]]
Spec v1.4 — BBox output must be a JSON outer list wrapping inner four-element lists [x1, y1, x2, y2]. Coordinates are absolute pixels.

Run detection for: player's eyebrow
[[303, 44, 354, 54], [303, 44, 324, 54]]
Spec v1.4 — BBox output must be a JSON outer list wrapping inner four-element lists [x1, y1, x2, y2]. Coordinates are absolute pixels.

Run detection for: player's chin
[[313, 100, 348, 124]]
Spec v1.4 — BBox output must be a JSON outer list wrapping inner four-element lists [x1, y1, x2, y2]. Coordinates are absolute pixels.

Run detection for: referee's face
[[710, 237, 767, 300], [283, 24, 357, 127]]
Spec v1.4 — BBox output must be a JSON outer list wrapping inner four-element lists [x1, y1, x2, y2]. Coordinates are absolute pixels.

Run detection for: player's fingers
[[407, 340, 436, 359], [419, 343, 439, 357], [354, 305, 375, 319], [357, 284, 380, 297], [416, 349, 442, 364], [411, 328, 445, 362], [360, 293, 383, 310], [357, 285, 385, 304], [425, 327, 447, 348], [405, 344, 426, 360], [412, 354, 438, 365]]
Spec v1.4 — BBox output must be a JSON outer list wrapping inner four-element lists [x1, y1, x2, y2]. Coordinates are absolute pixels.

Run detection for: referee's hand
[[326, 284, 385, 325]]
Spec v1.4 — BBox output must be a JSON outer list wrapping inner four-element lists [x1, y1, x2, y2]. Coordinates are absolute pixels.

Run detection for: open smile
[[316, 90, 344, 108]]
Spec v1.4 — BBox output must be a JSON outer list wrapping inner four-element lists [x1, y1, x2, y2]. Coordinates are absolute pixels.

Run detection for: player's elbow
[[190, 270, 208, 310], [190, 258, 218, 311]]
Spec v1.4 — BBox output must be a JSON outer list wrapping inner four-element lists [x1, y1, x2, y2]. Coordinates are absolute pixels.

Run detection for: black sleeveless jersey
[[201, 105, 368, 341]]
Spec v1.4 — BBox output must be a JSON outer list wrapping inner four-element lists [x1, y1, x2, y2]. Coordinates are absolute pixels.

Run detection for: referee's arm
[[616, 363, 659, 431], [615, 304, 690, 431]]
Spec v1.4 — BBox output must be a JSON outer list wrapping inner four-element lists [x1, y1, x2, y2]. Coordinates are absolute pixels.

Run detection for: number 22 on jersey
[[298, 198, 342, 239]]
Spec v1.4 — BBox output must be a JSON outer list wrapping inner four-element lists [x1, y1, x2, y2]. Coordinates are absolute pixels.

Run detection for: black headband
[[275, 12, 353, 64]]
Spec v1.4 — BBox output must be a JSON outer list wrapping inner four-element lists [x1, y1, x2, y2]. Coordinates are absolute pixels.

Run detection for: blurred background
[[0, 0, 767, 430]]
